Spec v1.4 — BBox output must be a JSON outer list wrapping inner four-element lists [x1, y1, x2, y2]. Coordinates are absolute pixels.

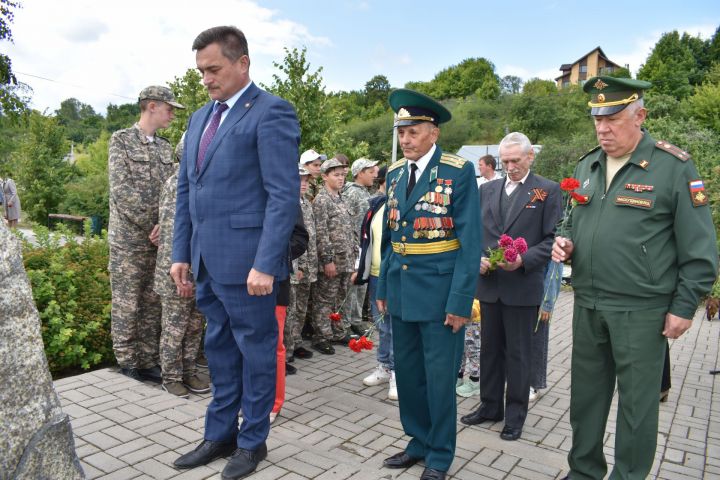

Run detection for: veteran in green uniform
[[553, 77, 718, 480], [376, 89, 481, 480]]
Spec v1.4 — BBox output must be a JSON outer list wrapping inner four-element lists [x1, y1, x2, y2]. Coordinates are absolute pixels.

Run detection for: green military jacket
[[569, 132, 718, 319]]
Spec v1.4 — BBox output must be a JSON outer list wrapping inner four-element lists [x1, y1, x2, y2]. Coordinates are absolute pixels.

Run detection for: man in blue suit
[[377, 89, 481, 480], [170, 26, 300, 479]]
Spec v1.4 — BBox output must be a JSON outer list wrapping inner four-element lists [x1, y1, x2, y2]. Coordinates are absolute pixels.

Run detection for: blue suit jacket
[[172, 83, 300, 285]]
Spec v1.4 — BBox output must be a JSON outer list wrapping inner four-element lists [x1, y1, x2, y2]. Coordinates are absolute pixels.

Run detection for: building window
[[580, 65, 588, 73]]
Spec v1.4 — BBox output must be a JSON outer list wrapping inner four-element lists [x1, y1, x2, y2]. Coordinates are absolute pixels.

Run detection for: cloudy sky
[[5, 0, 718, 114]]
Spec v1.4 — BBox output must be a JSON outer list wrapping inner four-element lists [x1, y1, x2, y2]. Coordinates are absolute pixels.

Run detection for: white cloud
[[6, 0, 330, 114], [497, 65, 560, 83]]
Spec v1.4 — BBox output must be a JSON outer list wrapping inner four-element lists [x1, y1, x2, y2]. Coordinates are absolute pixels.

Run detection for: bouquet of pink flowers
[[487, 234, 528, 271]]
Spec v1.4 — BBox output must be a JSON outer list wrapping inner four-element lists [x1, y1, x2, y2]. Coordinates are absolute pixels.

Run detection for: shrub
[[20, 222, 113, 373]]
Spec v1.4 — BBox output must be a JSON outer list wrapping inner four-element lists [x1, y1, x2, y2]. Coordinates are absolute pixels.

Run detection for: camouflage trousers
[[342, 283, 368, 328], [159, 294, 204, 382], [311, 272, 350, 342], [109, 247, 161, 369], [285, 281, 313, 354]]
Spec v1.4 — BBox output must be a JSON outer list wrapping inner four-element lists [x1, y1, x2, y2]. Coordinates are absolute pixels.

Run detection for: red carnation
[[570, 192, 588, 203], [329, 312, 342, 322], [513, 237, 528, 255], [503, 247, 519, 263], [560, 178, 580, 192], [348, 338, 363, 352], [359, 336, 374, 350], [498, 234, 513, 248]]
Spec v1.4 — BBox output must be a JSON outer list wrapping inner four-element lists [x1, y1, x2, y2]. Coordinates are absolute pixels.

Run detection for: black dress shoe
[[331, 334, 354, 345], [285, 363, 297, 375], [137, 366, 162, 383], [500, 425, 522, 441], [293, 346, 313, 359], [383, 451, 421, 469], [174, 439, 236, 469], [350, 323, 368, 336], [460, 409, 503, 426], [286, 354, 295, 363], [222, 442, 268, 479], [312, 341, 335, 355], [420, 467, 446, 480]]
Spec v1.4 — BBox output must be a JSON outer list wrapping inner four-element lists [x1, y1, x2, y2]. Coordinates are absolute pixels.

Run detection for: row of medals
[[387, 178, 455, 238]]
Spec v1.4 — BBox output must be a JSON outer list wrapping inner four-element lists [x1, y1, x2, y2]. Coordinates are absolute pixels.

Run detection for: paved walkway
[[55, 291, 720, 479]]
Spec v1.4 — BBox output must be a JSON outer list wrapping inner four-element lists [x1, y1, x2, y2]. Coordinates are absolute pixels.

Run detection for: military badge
[[615, 195, 653, 209], [689, 179, 708, 207], [639, 160, 650, 169], [625, 183, 654, 193], [529, 188, 547, 203], [593, 78, 609, 90]]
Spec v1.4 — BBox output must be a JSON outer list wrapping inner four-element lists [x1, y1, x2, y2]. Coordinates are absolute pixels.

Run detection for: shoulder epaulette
[[439, 153, 466, 168], [388, 158, 407, 173], [655, 140, 691, 162], [578, 145, 601, 161]]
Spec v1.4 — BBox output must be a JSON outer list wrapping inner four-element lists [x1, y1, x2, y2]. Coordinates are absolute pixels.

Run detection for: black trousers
[[478, 301, 536, 429], [661, 340, 671, 392]]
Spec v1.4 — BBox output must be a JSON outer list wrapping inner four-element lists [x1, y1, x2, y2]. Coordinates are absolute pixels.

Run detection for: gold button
[[402, 221, 407, 227], [401, 235, 407, 241], [402, 265, 408, 270]]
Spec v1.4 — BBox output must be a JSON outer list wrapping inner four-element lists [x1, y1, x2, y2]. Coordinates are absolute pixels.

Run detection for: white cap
[[299, 149, 327, 165]]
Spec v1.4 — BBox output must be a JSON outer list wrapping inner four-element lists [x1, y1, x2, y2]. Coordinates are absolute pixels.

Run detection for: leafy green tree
[[0, 0, 28, 120], [523, 78, 557, 95], [59, 131, 110, 226], [707, 26, 720, 65], [685, 63, 720, 134], [533, 130, 597, 182], [638, 31, 698, 99], [12, 112, 74, 223], [405, 58, 500, 100], [55, 98, 104, 144], [501, 75, 522, 95], [105, 102, 140, 132], [263, 46, 332, 153], [165, 68, 209, 145], [364, 74, 392, 106], [607, 66, 632, 78]]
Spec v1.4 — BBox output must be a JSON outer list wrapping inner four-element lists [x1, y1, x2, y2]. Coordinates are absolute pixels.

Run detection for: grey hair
[[499, 131, 532, 154], [625, 98, 645, 114]]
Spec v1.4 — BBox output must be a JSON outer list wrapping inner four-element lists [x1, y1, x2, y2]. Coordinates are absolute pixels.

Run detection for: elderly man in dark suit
[[461, 131, 562, 441], [170, 26, 300, 479]]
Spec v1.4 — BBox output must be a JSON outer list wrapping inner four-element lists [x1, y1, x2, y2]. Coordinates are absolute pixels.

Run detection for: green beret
[[583, 76, 652, 116], [388, 88, 451, 127]]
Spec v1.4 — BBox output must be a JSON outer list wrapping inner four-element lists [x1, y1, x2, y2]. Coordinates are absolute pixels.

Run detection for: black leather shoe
[[174, 439, 236, 469], [500, 425, 522, 441], [137, 366, 162, 383], [350, 324, 368, 336], [293, 346, 313, 359], [119, 367, 140, 380], [331, 334, 354, 345], [286, 354, 295, 363], [221, 442, 268, 479], [460, 409, 502, 426], [285, 363, 297, 375], [312, 341, 335, 355], [383, 451, 421, 469], [420, 467, 446, 480]]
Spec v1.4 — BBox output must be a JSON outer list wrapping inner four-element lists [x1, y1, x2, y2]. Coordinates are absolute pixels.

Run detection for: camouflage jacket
[[304, 176, 323, 202], [108, 123, 175, 251], [291, 197, 318, 284], [312, 187, 356, 273], [342, 182, 371, 245], [153, 166, 195, 297]]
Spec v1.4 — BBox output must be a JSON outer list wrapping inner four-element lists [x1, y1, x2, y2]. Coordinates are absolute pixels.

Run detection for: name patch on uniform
[[615, 195, 653, 209], [689, 179, 708, 207]]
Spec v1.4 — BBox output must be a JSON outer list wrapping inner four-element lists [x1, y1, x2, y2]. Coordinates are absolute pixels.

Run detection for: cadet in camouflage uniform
[[285, 165, 317, 361], [108, 85, 184, 381], [300, 148, 325, 202], [0, 221, 85, 479], [310, 157, 357, 354], [154, 137, 210, 398], [342, 157, 379, 334]]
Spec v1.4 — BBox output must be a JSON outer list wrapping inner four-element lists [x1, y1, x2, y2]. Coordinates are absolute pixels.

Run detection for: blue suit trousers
[[195, 261, 278, 450]]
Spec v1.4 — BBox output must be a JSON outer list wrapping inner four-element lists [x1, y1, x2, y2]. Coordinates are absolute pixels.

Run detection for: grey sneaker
[[163, 381, 189, 398], [184, 374, 211, 394]]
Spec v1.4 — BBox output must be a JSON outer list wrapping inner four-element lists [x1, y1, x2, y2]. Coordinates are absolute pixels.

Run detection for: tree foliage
[[406, 57, 500, 100], [263, 46, 333, 154], [55, 98, 104, 144], [165, 68, 209, 145], [105, 102, 140, 132], [0, 0, 28, 120], [638, 30, 701, 99], [12, 112, 74, 223]]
